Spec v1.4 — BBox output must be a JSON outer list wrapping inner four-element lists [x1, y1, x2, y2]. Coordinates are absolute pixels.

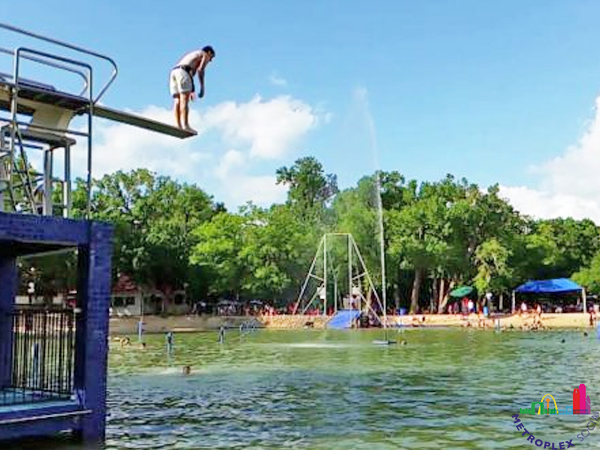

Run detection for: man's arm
[[196, 53, 209, 98], [197, 70, 205, 98]]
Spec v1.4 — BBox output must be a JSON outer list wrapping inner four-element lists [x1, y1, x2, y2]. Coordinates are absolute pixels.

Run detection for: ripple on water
[[8, 329, 599, 449]]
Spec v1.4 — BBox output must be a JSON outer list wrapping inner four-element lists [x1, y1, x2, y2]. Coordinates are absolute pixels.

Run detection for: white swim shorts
[[169, 67, 194, 97]]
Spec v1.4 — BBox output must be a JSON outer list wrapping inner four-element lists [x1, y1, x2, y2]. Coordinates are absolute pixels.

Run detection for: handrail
[[0, 21, 118, 103], [16, 47, 93, 81], [0, 46, 89, 95], [7, 120, 91, 138], [15, 47, 93, 109]]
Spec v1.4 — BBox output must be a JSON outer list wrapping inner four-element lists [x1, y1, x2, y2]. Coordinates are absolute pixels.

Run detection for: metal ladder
[[0, 22, 118, 218]]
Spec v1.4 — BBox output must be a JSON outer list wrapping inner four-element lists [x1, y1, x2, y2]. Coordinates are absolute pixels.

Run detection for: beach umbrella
[[449, 286, 473, 298]]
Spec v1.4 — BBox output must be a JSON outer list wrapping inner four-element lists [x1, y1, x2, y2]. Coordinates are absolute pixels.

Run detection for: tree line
[[19, 156, 600, 314]]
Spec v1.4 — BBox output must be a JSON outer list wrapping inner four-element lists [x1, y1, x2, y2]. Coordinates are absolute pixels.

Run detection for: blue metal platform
[[0, 399, 90, 442], [0, 212, 113, 444]]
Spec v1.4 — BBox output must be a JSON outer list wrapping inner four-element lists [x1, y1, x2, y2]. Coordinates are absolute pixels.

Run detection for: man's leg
[[180, 92, 196, 133], [173, 96, 182, 128], [169, 69, 183, 128]]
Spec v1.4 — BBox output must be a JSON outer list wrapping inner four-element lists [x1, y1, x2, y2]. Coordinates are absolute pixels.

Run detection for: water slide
[[327, 310, 361, 329]]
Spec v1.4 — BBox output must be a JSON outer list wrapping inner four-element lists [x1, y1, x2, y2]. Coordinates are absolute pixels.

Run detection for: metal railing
[[0, 21, 117, 103], [0, 21, 120, 218], [0, 46, 89, 96], [0, 307, 76, 406]]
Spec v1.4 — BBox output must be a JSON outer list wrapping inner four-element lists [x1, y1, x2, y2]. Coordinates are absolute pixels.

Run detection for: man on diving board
[[169, 46, 215, 134]]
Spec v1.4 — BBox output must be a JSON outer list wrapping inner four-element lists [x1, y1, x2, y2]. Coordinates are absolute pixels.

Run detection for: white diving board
[[0, 79, 195, 139], [93, 105, 195, 139]]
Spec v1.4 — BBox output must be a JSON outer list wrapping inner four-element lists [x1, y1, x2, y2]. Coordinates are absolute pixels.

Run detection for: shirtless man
[[169, 46, 215, 133]]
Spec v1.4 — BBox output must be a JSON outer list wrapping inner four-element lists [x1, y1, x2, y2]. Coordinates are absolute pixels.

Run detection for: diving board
[[0, 80, 195, 139], [93, 105, 195, 138]]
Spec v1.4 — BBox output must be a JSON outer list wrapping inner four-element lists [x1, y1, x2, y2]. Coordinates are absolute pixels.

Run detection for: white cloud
[[203, 95, 317, 159], [499, 185, 600, 221], [230, 175, 286, 206], [269, 72, 287, 87], [214, 150, 287, 207], [216, 149, 245, 179], [61, 95, 319, 208], [74, 106, 210, 179], [500, 95, 600, 223]]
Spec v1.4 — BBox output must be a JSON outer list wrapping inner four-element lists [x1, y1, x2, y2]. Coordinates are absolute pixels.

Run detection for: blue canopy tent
[[512, 278, 586, 313]]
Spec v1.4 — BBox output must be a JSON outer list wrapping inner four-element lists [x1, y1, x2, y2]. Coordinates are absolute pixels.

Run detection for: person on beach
[[520, 301, 527, 317], [477, 311, 486, 328], [169, 46, 216, 133], [166, 331, 174, 356]]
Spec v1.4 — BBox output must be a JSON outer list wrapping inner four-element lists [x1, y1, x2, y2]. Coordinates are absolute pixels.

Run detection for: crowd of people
[[186, 296, 599, 332]]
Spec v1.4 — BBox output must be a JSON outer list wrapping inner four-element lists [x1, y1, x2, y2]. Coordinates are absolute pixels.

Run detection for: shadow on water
[[4, 435, 104, 450]]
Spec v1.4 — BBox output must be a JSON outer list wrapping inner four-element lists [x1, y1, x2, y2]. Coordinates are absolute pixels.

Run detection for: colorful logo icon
[[520, 383, 591, 415]]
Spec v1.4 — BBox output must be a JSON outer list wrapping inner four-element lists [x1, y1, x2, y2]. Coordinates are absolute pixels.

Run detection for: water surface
[[10, 328, 600, 449]]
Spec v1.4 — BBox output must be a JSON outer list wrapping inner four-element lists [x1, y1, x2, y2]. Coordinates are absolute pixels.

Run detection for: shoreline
[[109, 312, 596, 336]]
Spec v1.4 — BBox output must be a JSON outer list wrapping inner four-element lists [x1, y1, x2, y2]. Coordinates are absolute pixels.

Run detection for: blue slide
[[327, 310, 361, 329]]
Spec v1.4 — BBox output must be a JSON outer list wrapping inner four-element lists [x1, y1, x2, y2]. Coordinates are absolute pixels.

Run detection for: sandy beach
[[109, 312, 595, 336]]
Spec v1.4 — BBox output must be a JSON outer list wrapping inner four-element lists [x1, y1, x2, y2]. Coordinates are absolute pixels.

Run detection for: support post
[[0, 131, 7, 213], [348, 234, 352, 309], [0, 256, 17, 389], [583, 288, 587, 314], [138, 295, 144, 343], [323, 234, 327, 316], [74, 222, 113, 443], [333, 273, 338, 313], [63, 144, 71, 218], [43, 149, 53, 216], [511, 291, 516, 314]]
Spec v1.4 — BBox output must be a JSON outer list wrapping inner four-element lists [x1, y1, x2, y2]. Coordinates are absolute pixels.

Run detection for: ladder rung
[[12, 169, 43, 177], [11, 120, 88, 139], [2, 128, 77, 147]]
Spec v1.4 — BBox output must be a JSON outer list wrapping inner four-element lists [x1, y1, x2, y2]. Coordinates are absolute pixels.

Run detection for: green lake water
[[10, 328, 600, 449]]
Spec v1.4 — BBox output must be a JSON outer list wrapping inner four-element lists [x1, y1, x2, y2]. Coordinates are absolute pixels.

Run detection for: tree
[[190, 212, 247, 299], [18, 156, 600, 319], [241, 204, 317, 301], [333, 176, 380, 281], [473, 238, 512, 300], [276, 156, 338, 219], [387, 186, 450, 314], [72, 169, 217, 312], [136, 176, 216, 311], [190, 203, 320, 304], [573, 252, 600, 294]]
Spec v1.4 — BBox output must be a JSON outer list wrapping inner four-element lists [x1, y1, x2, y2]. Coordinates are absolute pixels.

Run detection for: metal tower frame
[[293, 233, 385, 323], [0, 22, 194, 219]]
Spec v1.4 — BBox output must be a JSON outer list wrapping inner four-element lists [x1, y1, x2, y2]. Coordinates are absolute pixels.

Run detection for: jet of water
[[355, 87, 388, 332]]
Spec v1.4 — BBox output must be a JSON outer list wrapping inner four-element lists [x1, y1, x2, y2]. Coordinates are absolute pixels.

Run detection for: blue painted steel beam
[[0, 212, 113, 445]]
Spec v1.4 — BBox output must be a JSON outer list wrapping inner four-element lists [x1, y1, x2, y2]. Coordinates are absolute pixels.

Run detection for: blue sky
[[4, 1, 600, 220]]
